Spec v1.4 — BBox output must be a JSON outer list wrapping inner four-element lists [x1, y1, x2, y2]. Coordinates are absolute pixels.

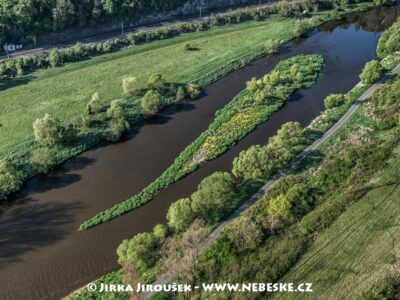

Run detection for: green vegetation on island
[[79, 54, 324, 229]]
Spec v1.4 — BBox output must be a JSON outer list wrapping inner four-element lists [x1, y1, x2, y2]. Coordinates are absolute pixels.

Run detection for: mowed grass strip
[[274, 145, 400, 300], [0, 16, 294, 156]]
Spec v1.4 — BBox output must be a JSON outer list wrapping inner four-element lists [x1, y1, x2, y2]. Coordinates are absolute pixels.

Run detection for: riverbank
[[0, 7, 395, 299], [0, 2, 376, 204], [79, 54, 324, 229]]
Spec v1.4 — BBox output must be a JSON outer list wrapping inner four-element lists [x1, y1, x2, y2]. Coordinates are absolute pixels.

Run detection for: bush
[[148, 74, 165, 90], [141, 90, 160, 115], [186, 83, 201, 99], [0, 160, 22, 201], [360, 60, 383, 84], [49, 48, 62, 68], [324, 94, 345, 109], [122, 76, 140, 96], [293, 19, 310, 38], [175, 86, 186, 102], [30, 147, 57, 173], [86, 92, 102, 114], [33, 114, 64, 146], [106, 118, 129, 142], [265, 39, 280, 55], [107, 100, 127, 121]]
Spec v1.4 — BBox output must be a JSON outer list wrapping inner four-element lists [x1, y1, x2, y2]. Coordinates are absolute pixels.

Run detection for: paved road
[[144, 63, 400, 298]]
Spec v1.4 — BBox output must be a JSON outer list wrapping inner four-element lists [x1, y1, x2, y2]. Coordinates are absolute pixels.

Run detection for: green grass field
[[275, 135, 400, 300], [0, 16, 295, 156]]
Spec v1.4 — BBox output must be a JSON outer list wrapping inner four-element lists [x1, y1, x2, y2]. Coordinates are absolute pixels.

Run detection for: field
[[0, 16, 294, 156], [275, 145, 400, 300]]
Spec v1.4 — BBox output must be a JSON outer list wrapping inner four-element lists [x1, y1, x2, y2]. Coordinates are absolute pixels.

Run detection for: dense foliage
[[360, 60, 384, 84], [376, 18, 400, 58]]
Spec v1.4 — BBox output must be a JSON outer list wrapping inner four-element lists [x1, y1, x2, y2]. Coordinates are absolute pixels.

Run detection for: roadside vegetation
[[79, 54, 324, 229]]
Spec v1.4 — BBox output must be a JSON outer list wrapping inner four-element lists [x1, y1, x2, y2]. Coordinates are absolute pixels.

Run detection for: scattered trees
[[141, 90, 160, 115], [122, 76, 140, 95], [360, 60, 383, 84]]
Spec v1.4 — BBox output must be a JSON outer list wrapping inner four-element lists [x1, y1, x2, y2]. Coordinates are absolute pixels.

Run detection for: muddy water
[[1, 6, 399, 300]]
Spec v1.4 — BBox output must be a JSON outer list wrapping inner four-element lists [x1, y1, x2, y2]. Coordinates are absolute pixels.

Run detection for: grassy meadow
[[0, 16, 294, 156]]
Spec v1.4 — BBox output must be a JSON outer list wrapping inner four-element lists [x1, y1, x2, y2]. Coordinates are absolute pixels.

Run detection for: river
[[0, 6, 399, 300]]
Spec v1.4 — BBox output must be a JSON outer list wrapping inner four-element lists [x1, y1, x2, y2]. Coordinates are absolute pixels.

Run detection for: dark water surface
[[1, 6, 399, 300]]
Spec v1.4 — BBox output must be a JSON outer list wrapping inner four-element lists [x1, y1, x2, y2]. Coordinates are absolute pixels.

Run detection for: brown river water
[[0, 6, 399, 300]]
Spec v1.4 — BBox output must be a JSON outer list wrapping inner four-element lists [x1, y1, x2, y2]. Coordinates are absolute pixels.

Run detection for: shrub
[[265, 39, 280, 55], [30, 147, 57, 173], [33, 114, 64, 146], [49, 48, 62, 68], [293, 19, 310, 38], [360, 60, 383, 84], [122, 76, 140, 96], [324, 93, 345, 109], [141, 90, 160, 115], [148, 74, 165, 90], [0, 160, 22, 201], [107, 100, 127, 121], [186, 83, 201, 99], [86, 92, 102, 114], [106, 118, 129, 142], [175, 86, 186, 102]]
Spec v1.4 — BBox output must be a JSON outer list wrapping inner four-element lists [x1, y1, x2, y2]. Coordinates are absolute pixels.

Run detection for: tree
[[33, 114, 64, 146], [226, 216, 262, 253], [86, 92, 102, 114], [186, 83, 201, 99], [122, 76, 140, 95], [268, 121, 305, 150], [117, 232, 160, 274], [107, 100, 127, 121], [30, 147, 57, 173], [293, 19, 310, 38], [175, 86, 186, 102], [167, 198, 194, 233], [148, 74, 164, 90], [267, 194, 292, 231], [265, 39, 280, 55], [141, 90, 160, 115], [160, 219, 210, 284], [360, 60, 383, 84], [232, 145, 269, 180], [153, 224, 168, 243], [49, 48, 62, 67], [324, 93, 345, 109], [0, 160, 21, 201], [191, 172, 238, 224], [106, 100, 129, 142]]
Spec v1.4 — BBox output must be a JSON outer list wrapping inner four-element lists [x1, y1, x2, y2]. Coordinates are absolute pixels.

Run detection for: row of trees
[[0, 0, 364, 79], [116, 120, 308, 281]]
